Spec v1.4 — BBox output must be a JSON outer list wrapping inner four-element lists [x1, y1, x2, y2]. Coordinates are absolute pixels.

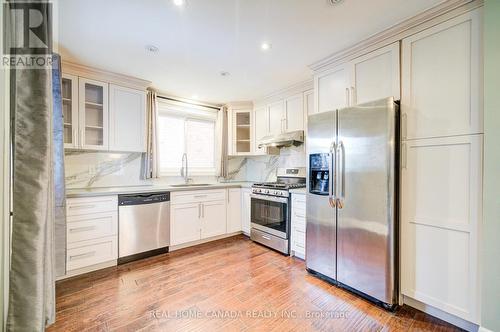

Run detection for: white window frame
[[157, 100, 218, 177]]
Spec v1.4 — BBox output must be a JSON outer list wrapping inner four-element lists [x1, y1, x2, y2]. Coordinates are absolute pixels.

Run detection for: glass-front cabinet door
[[78, 78, 109, 150], [62, 74, 79, 148], [233, 110, 252, 155]]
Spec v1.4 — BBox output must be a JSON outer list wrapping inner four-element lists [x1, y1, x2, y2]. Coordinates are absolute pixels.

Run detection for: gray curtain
[[52, 54, 67, 278], [142, 89, 160, 179], [216, 106, 229, 178], [7, 1, 57, 330]]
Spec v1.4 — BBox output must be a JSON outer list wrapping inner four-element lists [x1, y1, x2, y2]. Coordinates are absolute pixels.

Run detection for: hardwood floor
[[48, 235, 462, 332]]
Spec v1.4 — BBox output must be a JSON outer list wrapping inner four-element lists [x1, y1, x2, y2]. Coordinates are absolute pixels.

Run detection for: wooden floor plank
[[48, 235, 462, 332]]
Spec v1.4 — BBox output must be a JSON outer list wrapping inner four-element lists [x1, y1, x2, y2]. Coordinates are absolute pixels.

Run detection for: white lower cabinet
[[241, 188, 252, 235], [67, 236, 117, 271], [201, 200, 227, 239], [170, 202, 201, 246], [226, 188, 242, 233], [291, 193, 306, 259], [170, 189, 237, 246], [401, 135, 482, 323], [65, 195, 118, 273]]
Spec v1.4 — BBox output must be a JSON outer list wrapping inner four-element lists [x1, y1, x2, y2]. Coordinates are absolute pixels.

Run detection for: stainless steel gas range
[[250, 167, 306, 255]]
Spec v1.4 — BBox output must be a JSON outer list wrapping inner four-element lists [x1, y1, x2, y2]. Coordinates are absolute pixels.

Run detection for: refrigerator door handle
[[328, 142, 337, 208], [337, 140, 346, 209]]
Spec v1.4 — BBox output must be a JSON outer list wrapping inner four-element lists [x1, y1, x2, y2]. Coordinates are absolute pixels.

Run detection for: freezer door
[[336, 97, 398, 305], [306, 111, 337, 280]]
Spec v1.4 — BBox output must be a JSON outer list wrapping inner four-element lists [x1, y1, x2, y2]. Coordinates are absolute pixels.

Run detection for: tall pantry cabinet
[[400, 8, 483, 324]]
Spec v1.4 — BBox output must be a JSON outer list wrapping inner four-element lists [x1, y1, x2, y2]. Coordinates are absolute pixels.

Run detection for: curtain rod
[[157, 95, 221, 111]]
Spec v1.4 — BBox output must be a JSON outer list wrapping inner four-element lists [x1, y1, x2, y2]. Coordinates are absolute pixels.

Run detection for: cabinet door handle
[[294, 212, 305, 218], [69, 251, 96, 261], [69, 204, 96, 210], [402, 113, 408, 140], [345, 88, 350, 107], [202, 204, 205, 218], [262, 235, 271, 240], [401, 143, 407, 169], [198, 203, 201, 218], [80, 129, 84, 147], [69, 225, 96, 233], [350, 86, 356, 106]]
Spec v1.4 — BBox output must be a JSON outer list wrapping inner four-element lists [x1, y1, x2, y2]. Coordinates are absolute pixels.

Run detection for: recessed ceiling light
[[220, 71, 230, 77], [173, 0, 186, 6], [145, 45, 159, 53], [261, 42, 272, 51]]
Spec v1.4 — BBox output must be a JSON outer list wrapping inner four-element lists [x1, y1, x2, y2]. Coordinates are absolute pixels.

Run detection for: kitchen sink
[[170, 183, 212, 187]]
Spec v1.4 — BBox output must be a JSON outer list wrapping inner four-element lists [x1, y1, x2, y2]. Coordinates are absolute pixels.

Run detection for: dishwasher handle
[[118, 192, 170, 206]]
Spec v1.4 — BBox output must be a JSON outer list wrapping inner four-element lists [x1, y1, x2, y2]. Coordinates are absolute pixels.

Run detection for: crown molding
[[154, 88, 223, 110], [254, 78, 313, 107], [226, 101, 254, 110], [309, 0, 483, 72], [62, 61, 152, 90]]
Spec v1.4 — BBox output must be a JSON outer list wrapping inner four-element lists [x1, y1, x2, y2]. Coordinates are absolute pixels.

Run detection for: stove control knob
[[265, 190, 270, 194]]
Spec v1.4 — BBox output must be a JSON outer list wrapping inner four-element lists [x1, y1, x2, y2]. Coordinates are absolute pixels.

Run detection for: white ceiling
[[57, 0, 443, 104]]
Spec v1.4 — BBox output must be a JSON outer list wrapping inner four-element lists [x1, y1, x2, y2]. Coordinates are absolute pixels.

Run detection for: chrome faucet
[[180, 153, 192, 184]]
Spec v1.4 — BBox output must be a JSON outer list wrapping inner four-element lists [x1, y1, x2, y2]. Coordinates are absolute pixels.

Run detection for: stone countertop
[[66, 181, 253, 198], [289, 188, 306, 194]]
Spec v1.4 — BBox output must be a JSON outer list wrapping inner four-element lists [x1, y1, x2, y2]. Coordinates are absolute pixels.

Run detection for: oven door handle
[[250, 193, 288, 204]]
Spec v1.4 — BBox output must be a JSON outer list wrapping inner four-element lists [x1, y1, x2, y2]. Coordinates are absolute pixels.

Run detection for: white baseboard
[[403, 295, 479, 332], [169, 232, 243, 251], [56, 260, 117, 280], [478, 327, 494, 332]]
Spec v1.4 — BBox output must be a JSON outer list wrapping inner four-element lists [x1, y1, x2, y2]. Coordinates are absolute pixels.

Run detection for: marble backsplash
[[64, 145, 306, 189]]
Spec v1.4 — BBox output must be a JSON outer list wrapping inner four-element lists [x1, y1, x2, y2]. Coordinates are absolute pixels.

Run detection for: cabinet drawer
[[292, 231, 306, 253], [66, 195, 117, 216], [171, 189, 226, 204], [292, 218, 306, 233], [292, 194, 306, 211], [67, 236, 117, 271], [67, 212, 117, 244]]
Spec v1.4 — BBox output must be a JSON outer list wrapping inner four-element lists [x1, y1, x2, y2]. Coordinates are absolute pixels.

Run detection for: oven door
[[250, 193, 289, 239]]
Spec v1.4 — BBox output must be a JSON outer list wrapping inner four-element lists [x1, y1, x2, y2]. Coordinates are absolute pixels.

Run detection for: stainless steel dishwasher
[[118, 192, 170, 264]]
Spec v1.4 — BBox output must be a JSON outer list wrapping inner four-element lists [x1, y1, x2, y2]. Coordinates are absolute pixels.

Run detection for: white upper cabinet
[[78, 78, 109, 150], [284, 93, 304, 132], [62, 74, 79, 149], [268, 100, 284, 135], [109, 85, 146, 152], [304, 89, 314, 116], [315, 64, 349, 113], [402, 9, 482, 140], [254, 106, 268, 155], [350, 42, 400, 105], [232, 109, 253, 155], [315, 42, 400, 112]]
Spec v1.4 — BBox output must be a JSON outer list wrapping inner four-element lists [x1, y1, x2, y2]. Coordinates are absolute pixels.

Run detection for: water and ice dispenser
[[309, 153, 331, 195]]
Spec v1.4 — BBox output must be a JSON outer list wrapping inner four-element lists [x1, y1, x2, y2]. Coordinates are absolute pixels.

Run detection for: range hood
[[258, 130, 304, 149]]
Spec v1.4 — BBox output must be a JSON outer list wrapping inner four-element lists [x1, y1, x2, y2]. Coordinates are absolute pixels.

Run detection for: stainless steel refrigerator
[[306, 97, 398, 309]]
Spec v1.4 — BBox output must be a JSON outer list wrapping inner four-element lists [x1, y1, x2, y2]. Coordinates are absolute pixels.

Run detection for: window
[[157, 101, 217, 176]]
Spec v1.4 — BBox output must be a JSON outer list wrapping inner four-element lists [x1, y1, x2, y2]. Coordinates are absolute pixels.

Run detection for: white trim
[[1, 28, 10, 329], [169, 232, 242, 251], [56, 260, 117, 280], [62, 61, 151, 91], [154, 90, 223, 109], [478, 327, 494, 332], [309, 0, 483, 73], [254, 79, 313, 108], [403, 296, 479, 332]]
